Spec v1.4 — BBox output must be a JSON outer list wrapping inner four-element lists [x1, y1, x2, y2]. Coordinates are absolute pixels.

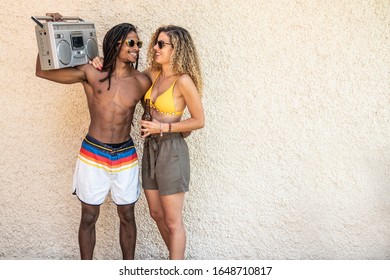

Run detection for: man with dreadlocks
[[35, 13, 151, 259]]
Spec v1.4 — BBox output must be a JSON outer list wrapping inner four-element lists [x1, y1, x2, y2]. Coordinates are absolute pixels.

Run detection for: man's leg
[[79, 202, 100, 260], [117, 203, 137, 260]]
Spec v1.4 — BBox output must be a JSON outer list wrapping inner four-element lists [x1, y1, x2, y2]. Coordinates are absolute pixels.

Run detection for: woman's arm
[[168, 74, 205, 132]]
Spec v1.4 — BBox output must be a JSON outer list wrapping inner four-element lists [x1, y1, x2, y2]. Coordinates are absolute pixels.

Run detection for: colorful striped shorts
[[72, 135, 140, 206]]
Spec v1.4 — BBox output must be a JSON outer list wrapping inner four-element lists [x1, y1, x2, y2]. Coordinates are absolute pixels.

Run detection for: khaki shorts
[[142, 133, 190, 195]]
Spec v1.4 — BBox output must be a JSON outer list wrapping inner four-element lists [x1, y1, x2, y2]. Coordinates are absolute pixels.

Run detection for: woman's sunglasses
[[117, 39, 143, 48], [156, 40, 173, 49]]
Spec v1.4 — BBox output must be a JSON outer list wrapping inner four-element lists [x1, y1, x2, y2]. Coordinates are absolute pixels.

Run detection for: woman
[[92, 25, 204, 259], [140, 25, 204, 259]]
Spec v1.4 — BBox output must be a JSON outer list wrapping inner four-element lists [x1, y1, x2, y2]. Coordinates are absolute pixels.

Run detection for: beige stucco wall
[[0, 0, 389, 259]]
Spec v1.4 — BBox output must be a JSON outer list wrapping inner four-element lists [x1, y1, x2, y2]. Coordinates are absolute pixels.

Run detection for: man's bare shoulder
[[77, 63, 102, 83], [131, 70, 152, 89], [130, 70, 151, 81]]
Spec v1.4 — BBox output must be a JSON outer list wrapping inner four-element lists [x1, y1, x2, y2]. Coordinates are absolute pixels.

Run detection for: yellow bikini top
[[144, 72, 183, 116]]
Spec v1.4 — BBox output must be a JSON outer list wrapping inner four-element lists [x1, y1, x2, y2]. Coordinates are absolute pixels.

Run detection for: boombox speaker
[[32, 16, 99, 70]]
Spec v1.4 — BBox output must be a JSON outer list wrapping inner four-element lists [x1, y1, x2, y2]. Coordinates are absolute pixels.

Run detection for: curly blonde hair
[[147, 25, 203, 95]]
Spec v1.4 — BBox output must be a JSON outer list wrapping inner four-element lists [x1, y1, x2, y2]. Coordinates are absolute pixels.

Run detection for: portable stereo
[[32, 16, 99, 70]]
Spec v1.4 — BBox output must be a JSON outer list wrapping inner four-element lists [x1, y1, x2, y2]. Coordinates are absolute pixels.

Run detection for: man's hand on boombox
[[45, 13, 63, 22]]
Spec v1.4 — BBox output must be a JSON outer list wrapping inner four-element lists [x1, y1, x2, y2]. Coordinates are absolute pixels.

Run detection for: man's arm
[[35, 54, 87, 84]]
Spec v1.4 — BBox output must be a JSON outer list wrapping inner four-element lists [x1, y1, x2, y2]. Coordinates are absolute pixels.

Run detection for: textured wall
[[0, 0, 389, 259]]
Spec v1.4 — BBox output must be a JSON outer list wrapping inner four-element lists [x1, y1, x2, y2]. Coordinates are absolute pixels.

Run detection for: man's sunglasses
[[118, 39, 143, 48], [156, 40, 173, 49]]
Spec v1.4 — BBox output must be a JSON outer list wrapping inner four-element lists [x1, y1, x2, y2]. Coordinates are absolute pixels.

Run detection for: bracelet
[[168, 123, 172, 133], [160, 122, 163, 137]]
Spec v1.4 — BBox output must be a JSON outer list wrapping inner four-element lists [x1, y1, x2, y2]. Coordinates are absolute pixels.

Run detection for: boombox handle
[[31, 16, 85, 28]]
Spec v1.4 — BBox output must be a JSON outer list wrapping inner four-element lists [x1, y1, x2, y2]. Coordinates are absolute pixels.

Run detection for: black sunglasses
[[118, 39, 143, 48], [156, 40, 173, 49]]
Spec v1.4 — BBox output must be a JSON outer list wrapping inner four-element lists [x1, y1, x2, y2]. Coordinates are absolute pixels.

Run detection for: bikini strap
[[152, 71, 161, 85]]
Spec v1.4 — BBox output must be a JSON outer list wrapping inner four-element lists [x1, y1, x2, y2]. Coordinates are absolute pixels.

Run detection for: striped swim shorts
[[72, 134, 140, 206]]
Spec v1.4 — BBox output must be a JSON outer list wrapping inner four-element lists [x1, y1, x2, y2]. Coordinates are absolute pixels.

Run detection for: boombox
[[32, 16, 99, 70]]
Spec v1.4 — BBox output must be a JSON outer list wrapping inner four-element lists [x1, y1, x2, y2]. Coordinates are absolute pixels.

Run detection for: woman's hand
[[140, 119, 163, 138], [141, 120, 193, 138], [89, 56, 104, 71]]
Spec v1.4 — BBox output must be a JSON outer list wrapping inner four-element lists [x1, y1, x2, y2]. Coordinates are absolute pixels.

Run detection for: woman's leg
[[160, 192, 186, 260], [144, 189, 170, 248]]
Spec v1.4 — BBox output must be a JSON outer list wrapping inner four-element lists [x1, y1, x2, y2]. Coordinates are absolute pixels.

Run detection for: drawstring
[[144, 137, 159, 180], [144, 133, 181, 180]]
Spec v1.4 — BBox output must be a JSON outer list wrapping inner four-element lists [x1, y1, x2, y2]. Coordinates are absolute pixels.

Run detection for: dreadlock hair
[[99, 23, 139, 90], [147, 25, 203, 95]]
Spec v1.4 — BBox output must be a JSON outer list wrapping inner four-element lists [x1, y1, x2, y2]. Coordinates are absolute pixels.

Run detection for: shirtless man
[[35, 13, 151, 259]]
